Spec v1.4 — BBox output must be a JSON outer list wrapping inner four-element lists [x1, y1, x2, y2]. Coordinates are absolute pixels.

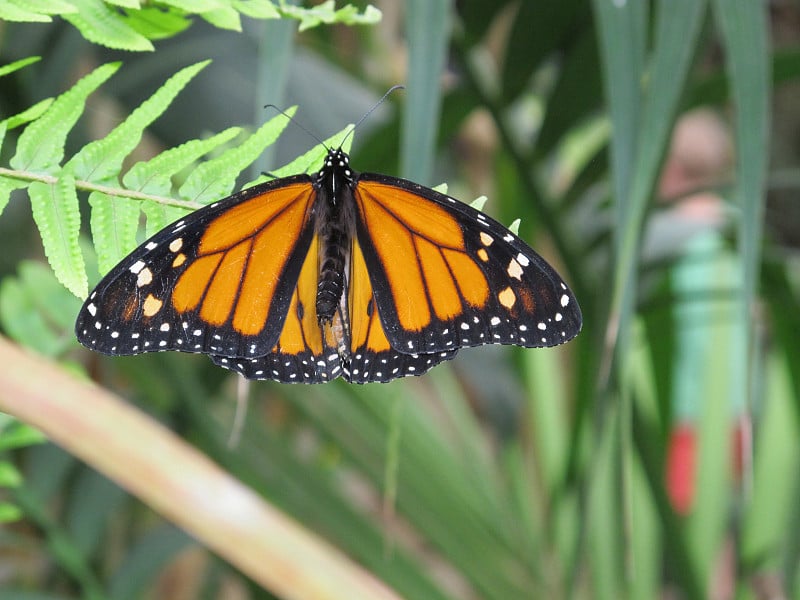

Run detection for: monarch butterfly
[[75, 146, 582, 383]]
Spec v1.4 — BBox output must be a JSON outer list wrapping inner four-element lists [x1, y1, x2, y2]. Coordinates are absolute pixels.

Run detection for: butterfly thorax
[[314, 149, 357, 325]]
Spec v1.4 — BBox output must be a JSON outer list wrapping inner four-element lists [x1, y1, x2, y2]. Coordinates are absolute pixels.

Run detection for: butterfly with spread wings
[[75, 147, 582, 383]]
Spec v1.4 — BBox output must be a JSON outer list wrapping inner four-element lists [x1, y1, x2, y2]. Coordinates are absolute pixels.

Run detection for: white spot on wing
[[507, 258, 523, 280]]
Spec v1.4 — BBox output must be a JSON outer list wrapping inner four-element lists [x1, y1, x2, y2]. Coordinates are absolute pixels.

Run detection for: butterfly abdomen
[[316, 223, 348, 323]]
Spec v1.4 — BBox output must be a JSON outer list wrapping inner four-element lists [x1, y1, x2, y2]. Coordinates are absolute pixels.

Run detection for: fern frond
[[179, 109, 294, 203], [123, 127, 243, 237], [10, 63, 119, 173], [278, 0, 381, 31], [65, 61, 210, 272], [0, 1, 381, 51], [61, 0, 154, 51], [0, 60, 307, 300], [199, 5, 242, 31], [28, 174, 87, 298], [1, 99, 55, 131], [0, 56, 42, 77], [233, 0, 280, 19]]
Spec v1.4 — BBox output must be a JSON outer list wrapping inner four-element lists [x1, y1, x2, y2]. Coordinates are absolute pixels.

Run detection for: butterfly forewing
[[353, 175, 581, 355], [75, 177, 317, 360]]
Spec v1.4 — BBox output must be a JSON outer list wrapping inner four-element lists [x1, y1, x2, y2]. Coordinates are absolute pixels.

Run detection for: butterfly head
[[317, 148, 356, 202]]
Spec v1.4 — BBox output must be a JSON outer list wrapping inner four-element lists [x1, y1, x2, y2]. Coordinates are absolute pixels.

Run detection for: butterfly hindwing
[[353, 175, 582, 354], [343, 238, 458, 383], [75, 176, 317, 360], [210, 233, 343, 383]]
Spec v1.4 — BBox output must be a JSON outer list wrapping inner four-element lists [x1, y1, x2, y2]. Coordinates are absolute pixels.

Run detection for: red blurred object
[[665, 417, 750, 515], [666, 422, 696, 514]]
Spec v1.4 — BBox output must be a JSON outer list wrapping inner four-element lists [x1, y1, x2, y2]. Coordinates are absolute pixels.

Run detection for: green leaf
[[0, 1, 52, 22], [0, 56, 41, 77], [279, 0, 381, 31], [0, 501, 23, 523], [199, 6, 242, 31], [68, 61, 210, 271], [11, 62, 119, 173], [105, 0, 139, 8], [400, 0, 449, 184], [0, 462, 22, 487], [161, 0, 223, 12], [28, 174, 88, 298], [11, 0, 78, 15], [0, 179, 21, 220], [88, 191, 141, 277], [61, 0, 155, 51], [711, 0, 770, 380], [233, 0, 280, 19], [0, 98, 55, 131], [124, 127, 242, 236], [122, 6, 192, 40], [501, 0, 582, 103], [109, 526, 193, 600], [68, 61, 210, 183], [179, 110, 294, 203], [0, 414, 46, 451]]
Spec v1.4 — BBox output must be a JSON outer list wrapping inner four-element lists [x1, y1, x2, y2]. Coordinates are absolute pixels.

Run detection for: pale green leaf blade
[[0, 176, 24, 220], [233, 0, 279, 19], [28, 175, 87, 298], [89, 191, 141, 276], [161, 0, 222, 12], [123, 127, 242, 236], [123, 6, 191, 40], [124, 127, 243, 194], [68, 61, 210, 183], [61, 0, 154, 51], [0, 56, 41, 77], [401, 0, 449, 184], [180, 110, 293, 203], [199, 7, 242, 31], [712, 0, 770, 355], [11, 62, 119, 173], [104, 0, 139, 8], [279, 1, 380, 31], [17, 0, 79, 14], [1, 98, 54, 131], [0, 1, 52, 22], [0, 261, 82, 355]]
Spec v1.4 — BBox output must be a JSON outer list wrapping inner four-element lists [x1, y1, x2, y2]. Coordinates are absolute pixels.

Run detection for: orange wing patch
[[354, 181, 489, 333], [345, 238, 457, 383], [272, 234, 325, 356], [349, 239, 392, 354], [171, 184, 314, 336]]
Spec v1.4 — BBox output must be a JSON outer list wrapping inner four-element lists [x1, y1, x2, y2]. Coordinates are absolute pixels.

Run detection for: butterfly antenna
[[263, 103, 329, 151], [342, 84, 405, 147]]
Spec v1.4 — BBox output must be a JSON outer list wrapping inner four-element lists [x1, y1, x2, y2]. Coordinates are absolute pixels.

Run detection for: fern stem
[[0, 167, 202, 210]]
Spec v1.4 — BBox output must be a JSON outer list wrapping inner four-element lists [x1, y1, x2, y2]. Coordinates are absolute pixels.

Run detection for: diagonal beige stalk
[[0, 336, 401, 600]]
